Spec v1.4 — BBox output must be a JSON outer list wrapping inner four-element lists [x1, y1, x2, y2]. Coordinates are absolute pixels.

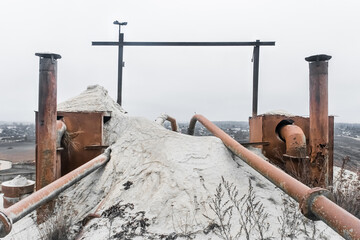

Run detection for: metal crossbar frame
[[92, 24, 275, 117]]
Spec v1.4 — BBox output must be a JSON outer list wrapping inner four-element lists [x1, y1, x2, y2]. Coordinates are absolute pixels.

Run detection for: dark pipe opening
[[275, 119, 294, 141]]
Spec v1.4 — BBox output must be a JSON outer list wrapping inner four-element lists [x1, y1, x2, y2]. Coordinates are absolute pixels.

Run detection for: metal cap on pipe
[[35, 53, 62, 59], [305, 54, 331, 62]]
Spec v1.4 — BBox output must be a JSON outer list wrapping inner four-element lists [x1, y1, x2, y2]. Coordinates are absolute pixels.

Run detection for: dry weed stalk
[[61, 130, 82, 156], [332, 156, 360, 219], [37, 204, 71, 240], [206, 177, 271, 240], [277, 194, 327, 240]]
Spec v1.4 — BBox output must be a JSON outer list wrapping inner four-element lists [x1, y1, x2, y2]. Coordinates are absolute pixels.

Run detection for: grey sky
[[0, 0, 359, 123]]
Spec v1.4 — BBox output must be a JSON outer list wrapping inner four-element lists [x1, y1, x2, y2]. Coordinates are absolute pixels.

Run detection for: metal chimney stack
[[305, 54, 331, 187], [35, 53, 61, 191]]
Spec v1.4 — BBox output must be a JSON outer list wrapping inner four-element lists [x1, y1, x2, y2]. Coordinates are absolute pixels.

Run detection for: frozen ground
[[3, 86, 342, 239]]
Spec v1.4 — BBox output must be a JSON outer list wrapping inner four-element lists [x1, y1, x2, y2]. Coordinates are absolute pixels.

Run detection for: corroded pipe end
[[0, 211, 12, 238], [187, 116, 198, 135], [305, 54, 331, 62]]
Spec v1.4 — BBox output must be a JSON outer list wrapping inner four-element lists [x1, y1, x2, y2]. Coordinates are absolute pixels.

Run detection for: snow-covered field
[[3, 86, 343, 239]]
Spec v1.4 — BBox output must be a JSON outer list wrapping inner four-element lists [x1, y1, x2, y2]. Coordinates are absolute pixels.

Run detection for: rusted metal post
[[35, 53, 61, 191], [306, 54, 331, 187], [252, 40, 260, 117]]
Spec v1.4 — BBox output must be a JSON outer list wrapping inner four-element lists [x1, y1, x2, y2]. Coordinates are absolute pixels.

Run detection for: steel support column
[[252, 40, 260, 117], [117, 33, 124, 105]]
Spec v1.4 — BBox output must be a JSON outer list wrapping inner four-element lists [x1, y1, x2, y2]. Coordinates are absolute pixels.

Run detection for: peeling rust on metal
[[188, 114, 360, 240], [0, 150, 111, 237], [299, 187, 334, 221], [308, 55, 331, 187], [36, 53, 61, 191]]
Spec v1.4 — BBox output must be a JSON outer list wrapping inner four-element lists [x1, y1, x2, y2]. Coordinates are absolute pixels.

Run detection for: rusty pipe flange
[[299, 187, 334, 221], [0, 211, 12, 238]]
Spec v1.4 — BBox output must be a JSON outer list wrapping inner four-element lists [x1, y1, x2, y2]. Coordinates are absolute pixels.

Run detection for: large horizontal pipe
[[187, 114, 360, 240], [92, 41, 276, 47], [0, 149, 111, 238]]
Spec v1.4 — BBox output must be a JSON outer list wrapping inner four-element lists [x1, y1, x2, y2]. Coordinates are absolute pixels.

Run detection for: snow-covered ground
[[3, 86, 343, 239]]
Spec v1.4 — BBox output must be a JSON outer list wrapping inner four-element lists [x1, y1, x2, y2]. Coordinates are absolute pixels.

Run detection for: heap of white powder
[[5, 85, 340, 239]]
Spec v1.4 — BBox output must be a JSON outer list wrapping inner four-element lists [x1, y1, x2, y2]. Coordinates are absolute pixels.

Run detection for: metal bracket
[[299, 187, 334, 221]]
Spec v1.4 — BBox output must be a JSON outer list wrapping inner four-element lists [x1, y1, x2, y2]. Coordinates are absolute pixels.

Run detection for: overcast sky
[[0, 0, 359, 123]]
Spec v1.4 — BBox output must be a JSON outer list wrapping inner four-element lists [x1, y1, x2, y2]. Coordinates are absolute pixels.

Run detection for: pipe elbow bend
[[278, 123, 307, 158]]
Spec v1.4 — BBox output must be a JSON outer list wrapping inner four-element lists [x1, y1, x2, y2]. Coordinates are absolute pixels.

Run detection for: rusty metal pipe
[[188, 114, 360, 239], [0, 149, 111, 238], [167, 116, 179, 132], [155, 114, 180, 132], [278, 124, 307, 158], [306, 54, 331, 187], [35, 53, 61, 191]]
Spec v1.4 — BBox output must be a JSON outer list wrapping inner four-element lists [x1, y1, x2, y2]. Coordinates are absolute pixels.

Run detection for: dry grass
[[205, 177, 271, 240], [205, 177, 335, 240], [37, 206, 70, 240], [277, 194, 328, 240], [61, 130, 82, 157], [332, 156, 360, 219]]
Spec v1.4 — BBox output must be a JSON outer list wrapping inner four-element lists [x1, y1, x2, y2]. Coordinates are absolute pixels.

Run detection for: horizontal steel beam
[[92, 41, 276, 47]]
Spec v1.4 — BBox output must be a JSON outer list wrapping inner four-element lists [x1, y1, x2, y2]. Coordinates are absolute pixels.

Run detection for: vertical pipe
[[35, 53, 61, 191], [117, 33, 124, 105], [252, 40, 260, 117], [327, 116, 334, 186], [305, 54, 331, 187]]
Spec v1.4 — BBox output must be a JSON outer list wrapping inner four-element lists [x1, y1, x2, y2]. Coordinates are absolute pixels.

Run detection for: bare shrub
[[37, 206, 70, 240], [205, 181, 233, 240], [205, 177, 271, 240], [332, 156, 360, 219], [277, 194, 327, 240], [277, 196, 302, 240], [171, 206, 199, 239]]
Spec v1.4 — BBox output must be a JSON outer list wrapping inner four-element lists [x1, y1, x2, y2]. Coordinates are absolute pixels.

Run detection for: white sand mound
[[5, 85, 340, 240], [263, 110, 295, 117], [2, 175, 33, 187]]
